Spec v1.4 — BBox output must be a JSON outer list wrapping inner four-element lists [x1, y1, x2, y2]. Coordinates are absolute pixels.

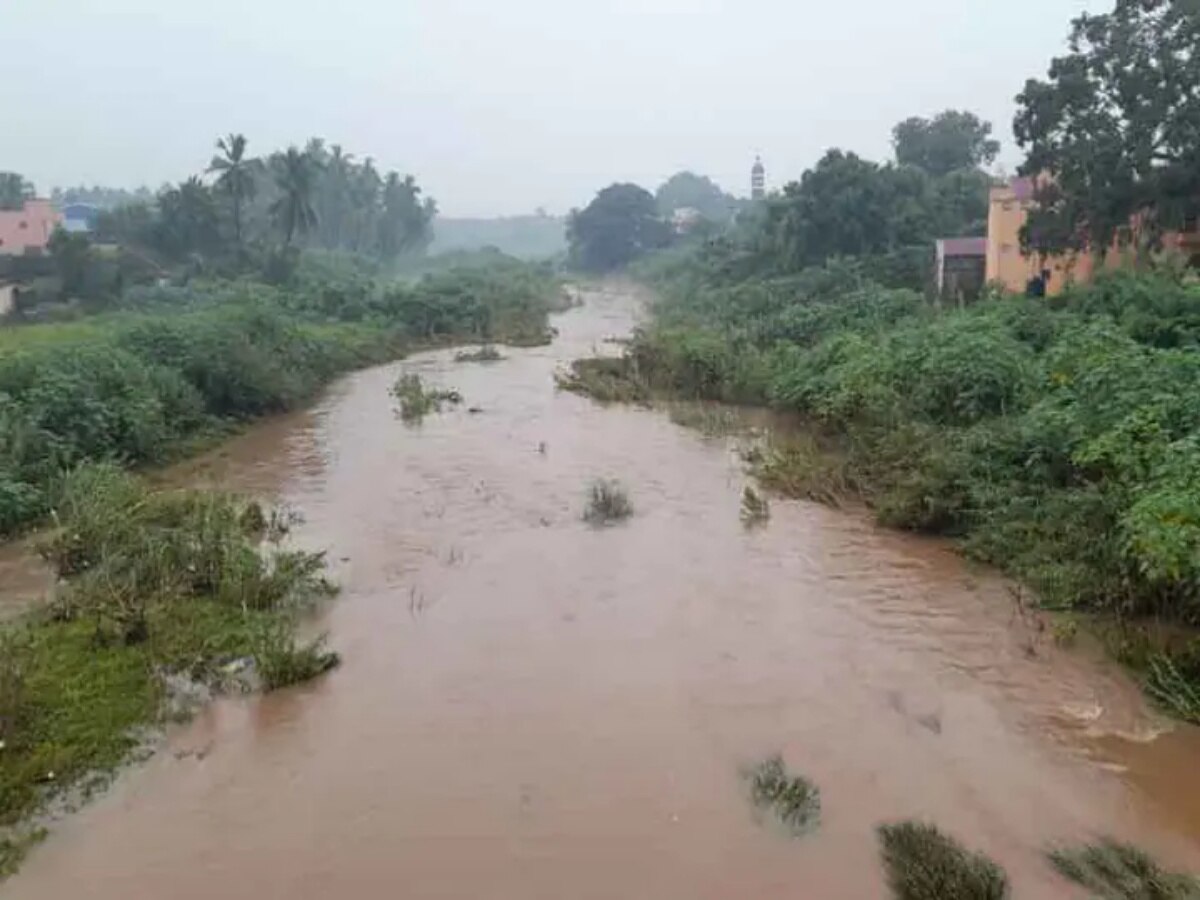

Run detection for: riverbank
[[0, 257, 569, 879], [6, 281, 1200, 899], [563, 258, 1200, 720]]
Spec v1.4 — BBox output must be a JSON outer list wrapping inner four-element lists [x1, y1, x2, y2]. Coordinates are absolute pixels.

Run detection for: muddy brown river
[[6, 282, 1200, 897]]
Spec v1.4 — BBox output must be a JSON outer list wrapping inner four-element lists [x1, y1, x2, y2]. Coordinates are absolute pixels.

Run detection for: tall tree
[[378, 172, 436, 259], [270, 147, 319, 246], [0, 173, 34, 210], [567, 183, 671, 272], [655, 171, 739, 221], [207, 133, 255, 247], [1014, 0, 1200, 257], [893, 111, 1000, 176], [157, 177, 220, 260]]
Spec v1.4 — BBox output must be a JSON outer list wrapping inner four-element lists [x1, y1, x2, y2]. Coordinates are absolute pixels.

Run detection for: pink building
[[0, 200, 62, 256]]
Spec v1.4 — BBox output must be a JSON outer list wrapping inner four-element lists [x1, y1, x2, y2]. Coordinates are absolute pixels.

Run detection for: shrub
[[877, 821, 1008, 900], [391, 374, 462, 421], [254, 625, 340, 691], [744, 755, 821, 835], [1048, 838, 1200, 898], [583, 479, 633, 525]]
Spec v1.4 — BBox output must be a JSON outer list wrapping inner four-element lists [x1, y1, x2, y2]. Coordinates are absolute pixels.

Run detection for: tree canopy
[[655, 171, 740, 222], [1014, 0, 1200, 256], [893, 110, 1000, 176], [567, 183, 671, 272], [0, 173, 34, 210]]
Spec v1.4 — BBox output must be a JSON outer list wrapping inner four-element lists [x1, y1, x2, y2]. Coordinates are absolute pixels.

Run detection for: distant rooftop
[[938, 237, 987, 257]]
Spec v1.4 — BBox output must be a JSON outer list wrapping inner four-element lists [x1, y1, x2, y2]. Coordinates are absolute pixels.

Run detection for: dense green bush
[[0, 255, 564, 535], [606, 249, 1200, 636]]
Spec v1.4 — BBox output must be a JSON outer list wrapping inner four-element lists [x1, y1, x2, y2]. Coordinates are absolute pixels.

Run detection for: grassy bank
[[0, 255, 566, 536], [0, 464, 340, 877], [569, 256, 1200, 714]]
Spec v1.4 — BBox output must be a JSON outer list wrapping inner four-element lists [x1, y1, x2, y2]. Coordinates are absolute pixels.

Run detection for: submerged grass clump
[[740, 485, 771, 526], [1048, 837, 1200, 898], [454, 345, 505, 363], [877, 821, 1008, 900], [744, 754, 821, 835], [0, 463, 338, 873], [556, 357, 650, 404], [582, 479, 633, 525], [668, 402, 742, 437], [391, 373, 463, 421], [752, 436, 855, 507], [1144, 655, 1200, 724], [255, 625, 341, 691]]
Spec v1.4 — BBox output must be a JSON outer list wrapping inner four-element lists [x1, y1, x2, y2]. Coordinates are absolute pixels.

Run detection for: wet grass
[[740, 486, 770, 526], [1048, 837, 1200, 898], [391, 374, 463, 421], [454, 345, 505, 363], [877, 821, 1009, 900], [0, 463, 339, 878], [0, 828, 45, 880], [556, 357, 649, 404], [1145, 655, 1200, 724], [668, 402, 744, 437], [751, 435, 855, 507], [582, 479, 633, 525], [255, 625, 340, 691], [744, 755, 821, 835]]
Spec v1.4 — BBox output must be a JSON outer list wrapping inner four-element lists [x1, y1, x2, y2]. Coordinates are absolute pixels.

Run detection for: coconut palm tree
[[207, 133, 255, 247], [270, 147, 319, 246]]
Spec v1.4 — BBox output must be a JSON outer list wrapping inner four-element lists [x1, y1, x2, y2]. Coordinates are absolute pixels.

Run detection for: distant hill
[[431, 215, 566, 260]]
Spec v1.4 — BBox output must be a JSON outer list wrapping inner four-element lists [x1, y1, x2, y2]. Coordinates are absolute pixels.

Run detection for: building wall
[[0, 200, 62, 256], [984, 182, 1089, 293]]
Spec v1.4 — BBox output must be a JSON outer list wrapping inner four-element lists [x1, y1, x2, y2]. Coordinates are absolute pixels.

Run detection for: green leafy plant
[[743, 755, 821, 835], [877, 821, 1008, 900], [1048, 838, 1200, 899]]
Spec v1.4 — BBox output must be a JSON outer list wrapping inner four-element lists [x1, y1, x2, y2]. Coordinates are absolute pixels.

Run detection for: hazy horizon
[[4, 0, 1096, 217]]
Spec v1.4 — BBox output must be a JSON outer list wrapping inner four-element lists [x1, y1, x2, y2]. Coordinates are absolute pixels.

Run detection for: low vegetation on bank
[[570, 256, 1200, 710], [0, 463, 338, 875], [0, 253, 564, 537]]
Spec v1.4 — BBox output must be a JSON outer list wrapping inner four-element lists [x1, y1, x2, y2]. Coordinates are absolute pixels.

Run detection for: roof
[[938, 237, 987, 257], [0, 200, 62, 255]]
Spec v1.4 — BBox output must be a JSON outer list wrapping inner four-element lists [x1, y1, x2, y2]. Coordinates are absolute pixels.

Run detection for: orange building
[[986, 176, 1200, 295], [984, 177, 1101, 295]]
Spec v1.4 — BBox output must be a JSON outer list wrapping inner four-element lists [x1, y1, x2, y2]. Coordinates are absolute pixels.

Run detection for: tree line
[[2, 135, 435, 272], [566, 108, 997, 283]]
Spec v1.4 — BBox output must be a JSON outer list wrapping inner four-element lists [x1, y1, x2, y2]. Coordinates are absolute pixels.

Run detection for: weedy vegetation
[[740, 486, 770, 526], [582, 479, 633, 525], [877, 821, 1009, 900], [391, 374, 463, 421], [743, 754, 821, 836], [1047, 838, 1200, 899], [454, 345, 504, 363], [0, 463, 339, 875]]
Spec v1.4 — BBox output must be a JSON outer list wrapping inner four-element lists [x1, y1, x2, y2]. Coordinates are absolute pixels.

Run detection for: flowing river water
[[6, 282, 1200, 897]]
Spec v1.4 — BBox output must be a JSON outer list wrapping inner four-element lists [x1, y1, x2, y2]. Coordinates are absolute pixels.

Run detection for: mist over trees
[[567, 183, 672, 272], [82, 135, 437, 271], [655, 171, 741, 222]]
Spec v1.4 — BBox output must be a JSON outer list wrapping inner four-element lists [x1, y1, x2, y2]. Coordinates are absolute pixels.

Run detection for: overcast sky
[[4, 0, 1097, 217]]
